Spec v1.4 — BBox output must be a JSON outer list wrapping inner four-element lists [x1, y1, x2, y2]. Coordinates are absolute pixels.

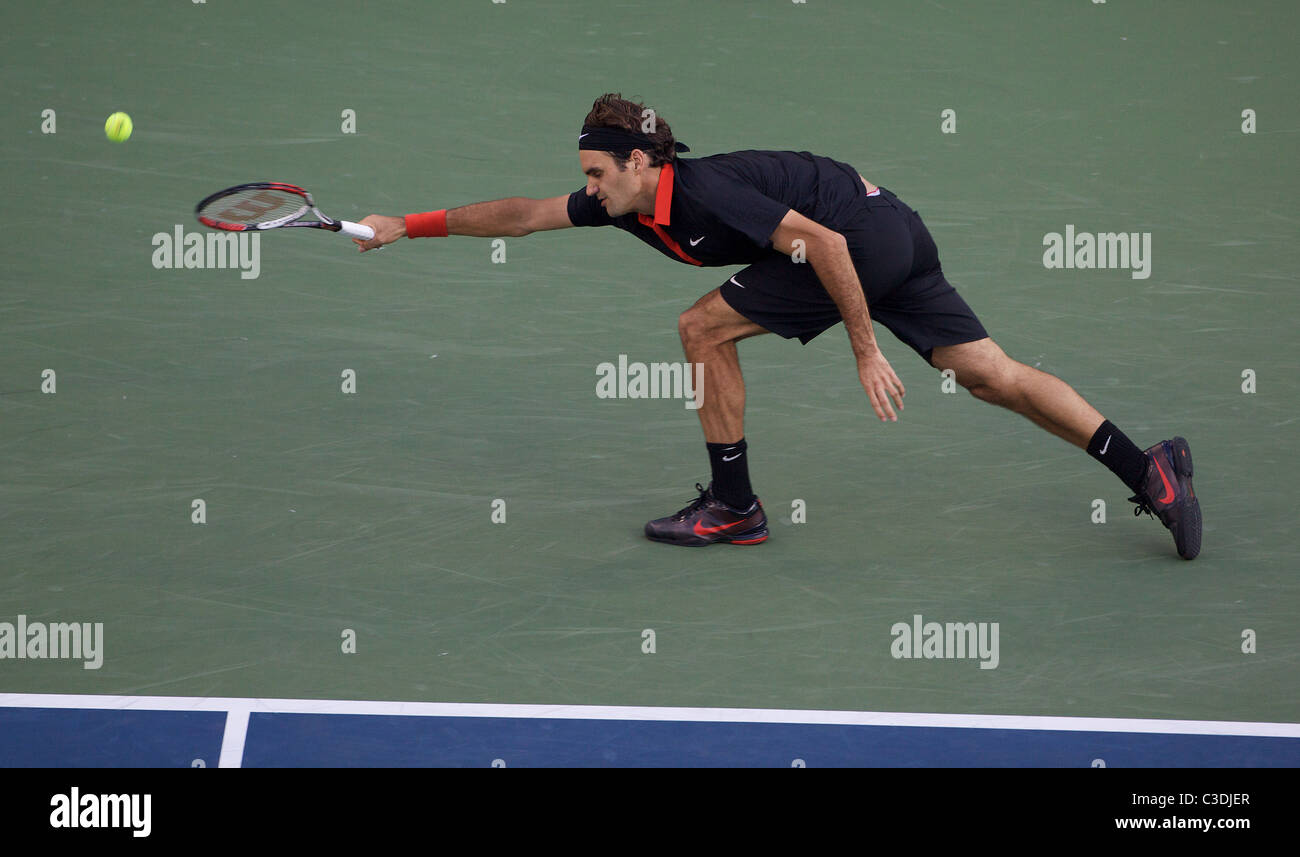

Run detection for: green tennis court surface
[[1, 0, 1296, 750]]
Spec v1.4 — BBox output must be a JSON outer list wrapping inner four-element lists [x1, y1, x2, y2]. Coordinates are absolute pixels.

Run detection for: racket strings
[[199, 187, 307, 227]]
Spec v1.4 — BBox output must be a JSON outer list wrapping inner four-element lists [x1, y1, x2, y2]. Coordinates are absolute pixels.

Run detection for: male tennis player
[[355, 94, 1200, 559]]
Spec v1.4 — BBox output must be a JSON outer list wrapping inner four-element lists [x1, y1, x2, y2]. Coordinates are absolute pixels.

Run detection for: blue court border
[[2, 695, 1296, 767]]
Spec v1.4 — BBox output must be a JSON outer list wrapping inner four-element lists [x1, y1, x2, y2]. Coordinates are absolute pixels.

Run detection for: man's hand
[[858, 348, 906, 422], [353, 214, 405, 252], [769, 210, 905, 422]]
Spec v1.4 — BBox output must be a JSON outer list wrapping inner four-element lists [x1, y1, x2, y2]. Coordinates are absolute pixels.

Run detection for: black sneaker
[[644, 483, 768, 546], [1129, 437, 1201, 560]]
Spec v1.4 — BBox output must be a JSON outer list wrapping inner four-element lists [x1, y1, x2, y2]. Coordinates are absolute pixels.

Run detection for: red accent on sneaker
[[1153, 454, 1176, 505], [693, 518, 748, 538]]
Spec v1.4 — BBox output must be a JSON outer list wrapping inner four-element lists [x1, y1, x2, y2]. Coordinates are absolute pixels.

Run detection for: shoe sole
[[1169, 436, 1201, 560], [724, 527, 768, 545]]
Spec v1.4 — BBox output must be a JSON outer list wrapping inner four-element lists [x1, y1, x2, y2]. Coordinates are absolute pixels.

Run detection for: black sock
[[706, 438, 754, 510], [1086, 420, 1148, 494]]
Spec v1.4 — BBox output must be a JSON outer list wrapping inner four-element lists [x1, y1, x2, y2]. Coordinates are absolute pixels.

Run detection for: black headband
[[578, 124, 690, 155]]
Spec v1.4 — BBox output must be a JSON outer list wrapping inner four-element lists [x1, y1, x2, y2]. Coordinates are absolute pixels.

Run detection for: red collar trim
[[637, 162, 675, 228], [632, 162, 701, 266]]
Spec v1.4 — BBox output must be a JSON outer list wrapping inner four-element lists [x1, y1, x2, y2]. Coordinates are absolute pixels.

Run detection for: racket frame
[[195, 182, 373, 239]]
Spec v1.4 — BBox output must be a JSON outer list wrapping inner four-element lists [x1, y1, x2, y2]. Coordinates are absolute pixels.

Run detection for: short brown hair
[[583, 93, 679, 167]]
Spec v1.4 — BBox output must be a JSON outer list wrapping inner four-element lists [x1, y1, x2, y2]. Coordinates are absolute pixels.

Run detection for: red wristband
[[405, 210, 448, 238]]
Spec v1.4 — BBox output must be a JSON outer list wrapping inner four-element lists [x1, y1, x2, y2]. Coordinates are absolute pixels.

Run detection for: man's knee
[[678, 296, 732, 348], [935, 341, 1023, 405], [962, 358, 1033, 407], [680, 289, 770, 349], [963, 372, 1009, 404], [678, 307, 712, 348]]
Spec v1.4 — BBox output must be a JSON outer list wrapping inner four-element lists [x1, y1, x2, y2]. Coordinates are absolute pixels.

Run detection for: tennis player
[[354, 94, 1200, 559]]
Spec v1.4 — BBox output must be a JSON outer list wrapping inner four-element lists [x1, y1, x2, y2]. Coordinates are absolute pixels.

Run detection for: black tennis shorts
[[719, 187, 987, 364]]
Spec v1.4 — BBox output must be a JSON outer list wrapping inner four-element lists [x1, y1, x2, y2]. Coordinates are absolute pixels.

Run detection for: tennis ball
[[105, 112, 133, 143]]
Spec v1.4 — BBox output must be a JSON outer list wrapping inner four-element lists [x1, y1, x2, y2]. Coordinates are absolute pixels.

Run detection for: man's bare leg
[[676, 288, 770, 443], [930, 338, 1104, 448], [930, 337, 1201, 558], [642, 289, 774, 546]]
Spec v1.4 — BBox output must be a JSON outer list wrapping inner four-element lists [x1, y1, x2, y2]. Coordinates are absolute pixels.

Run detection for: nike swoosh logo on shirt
[[728, 276, 745, 289], [1099, 435, 1111, 455], [690, 236, 705, 246], [722, 453, 742, 462]]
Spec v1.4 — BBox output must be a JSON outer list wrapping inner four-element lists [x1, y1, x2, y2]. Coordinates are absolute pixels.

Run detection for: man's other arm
[[769, 209, 906, 422]]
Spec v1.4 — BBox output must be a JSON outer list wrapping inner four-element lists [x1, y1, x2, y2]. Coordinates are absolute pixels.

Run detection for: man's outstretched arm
[[352, 194, 573, 251], [769, 209, 906, 422]]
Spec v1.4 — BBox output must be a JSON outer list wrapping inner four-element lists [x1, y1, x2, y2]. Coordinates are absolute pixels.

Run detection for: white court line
[[218, 706, 252, 769], [2, 693, 1299, 742]]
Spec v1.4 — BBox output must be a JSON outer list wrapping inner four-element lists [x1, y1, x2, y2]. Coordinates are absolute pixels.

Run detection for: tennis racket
[[195, 182, 375, 240]]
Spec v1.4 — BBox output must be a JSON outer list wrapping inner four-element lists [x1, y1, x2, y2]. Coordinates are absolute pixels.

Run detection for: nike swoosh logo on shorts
[[690, 236, 705, 246], [1099, 435, 1111, 455], [579, 133, 589, 139], [728, 276, 745, 289]]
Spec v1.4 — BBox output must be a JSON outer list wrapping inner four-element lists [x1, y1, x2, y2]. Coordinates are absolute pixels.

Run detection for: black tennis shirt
[[566, 150, 866, 267]]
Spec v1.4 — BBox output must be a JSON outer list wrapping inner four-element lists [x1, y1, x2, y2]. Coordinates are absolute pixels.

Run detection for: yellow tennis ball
[[105, 112, 133, 143]]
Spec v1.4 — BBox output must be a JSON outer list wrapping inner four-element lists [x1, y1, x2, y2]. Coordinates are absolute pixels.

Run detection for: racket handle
[[339, 221, 375, 240]]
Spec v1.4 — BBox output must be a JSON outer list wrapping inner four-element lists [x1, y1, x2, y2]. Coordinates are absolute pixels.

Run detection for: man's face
[[581, 150, 638, 217]]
